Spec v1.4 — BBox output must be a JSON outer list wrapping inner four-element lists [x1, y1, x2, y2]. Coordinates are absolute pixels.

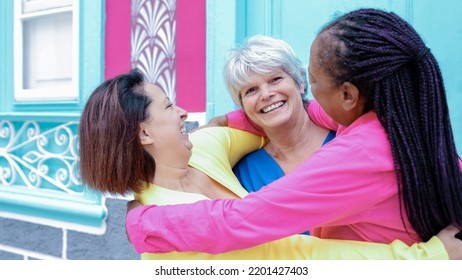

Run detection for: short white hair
[[224, 35, 307, 106]]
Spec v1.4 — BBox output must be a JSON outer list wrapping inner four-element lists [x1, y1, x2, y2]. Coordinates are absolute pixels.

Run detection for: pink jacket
[[126, 101, 441, 254]]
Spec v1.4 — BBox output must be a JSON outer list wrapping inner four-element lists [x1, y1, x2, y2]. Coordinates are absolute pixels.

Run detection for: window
[[14, 0, 79, 102]]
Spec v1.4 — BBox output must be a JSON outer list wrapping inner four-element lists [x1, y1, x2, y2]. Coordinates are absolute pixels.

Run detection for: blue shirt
[[233, 130, 336, 235]]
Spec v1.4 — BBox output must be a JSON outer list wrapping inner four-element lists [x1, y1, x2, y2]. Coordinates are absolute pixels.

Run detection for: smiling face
[[239, 70, 305, 130], [139, 83, 192, 162]]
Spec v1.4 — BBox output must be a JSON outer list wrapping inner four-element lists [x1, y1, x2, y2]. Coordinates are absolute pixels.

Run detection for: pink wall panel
[[104, 0, 131, 80], [176, 0, 206, 111]]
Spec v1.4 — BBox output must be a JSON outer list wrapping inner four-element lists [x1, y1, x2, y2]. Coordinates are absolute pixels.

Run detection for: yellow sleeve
[[190, 127, 266, 167], [141, 234, 449, 260], [257, 235, 449, 260], [188, 127, 266, 197]]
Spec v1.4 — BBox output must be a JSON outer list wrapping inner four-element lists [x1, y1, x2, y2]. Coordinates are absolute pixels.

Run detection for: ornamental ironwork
[[0, 120, 82, 195]]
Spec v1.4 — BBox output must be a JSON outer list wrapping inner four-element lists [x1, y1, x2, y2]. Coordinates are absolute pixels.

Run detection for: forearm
[[268, 235, 448, 260], [226, 110, 266, 136], [225, 101, 339, 135], [126, 198, 277, 254]]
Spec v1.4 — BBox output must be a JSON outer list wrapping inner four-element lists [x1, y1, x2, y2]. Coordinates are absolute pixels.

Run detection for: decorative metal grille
[[0, 120, 82, 195], [131, 0, 176, 102]]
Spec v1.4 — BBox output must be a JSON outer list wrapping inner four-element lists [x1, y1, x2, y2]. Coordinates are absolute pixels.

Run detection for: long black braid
[[316, 8, 462, 241]]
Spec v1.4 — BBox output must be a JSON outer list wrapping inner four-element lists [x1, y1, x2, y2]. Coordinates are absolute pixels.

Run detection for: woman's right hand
[[437, 224, 462, 259]]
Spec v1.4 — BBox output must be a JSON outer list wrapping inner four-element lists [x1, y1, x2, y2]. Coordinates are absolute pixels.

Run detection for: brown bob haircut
[[79, 69, 155, 195]]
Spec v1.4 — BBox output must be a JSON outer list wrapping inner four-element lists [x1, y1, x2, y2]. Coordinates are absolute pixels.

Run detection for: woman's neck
[[263, 113, 329, 174], [152, 164, 239, 199], [152, 164, 189, 191]]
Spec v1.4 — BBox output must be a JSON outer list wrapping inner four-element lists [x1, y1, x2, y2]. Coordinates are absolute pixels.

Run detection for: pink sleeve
[[226, 109, 266, 136], [227, 101, 339, 135], [307, 100, 339, 131], [126, 122, 396, 254]]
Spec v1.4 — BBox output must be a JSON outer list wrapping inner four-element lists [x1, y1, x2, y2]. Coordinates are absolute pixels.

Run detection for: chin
[[185, 141, 193, 151]]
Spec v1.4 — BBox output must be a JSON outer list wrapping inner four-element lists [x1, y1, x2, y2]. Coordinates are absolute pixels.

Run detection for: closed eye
[[244, 87, 258, 96], [164, 96, 174, 109], [270, 76, 283, 84]]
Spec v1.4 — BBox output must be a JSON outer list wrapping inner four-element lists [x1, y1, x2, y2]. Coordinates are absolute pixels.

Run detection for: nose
[[176, 105, 188, 120], [259, 85, 274, 101]]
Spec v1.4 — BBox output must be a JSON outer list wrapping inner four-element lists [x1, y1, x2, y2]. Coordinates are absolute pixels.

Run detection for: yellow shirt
[[135, 127, 448, 260]]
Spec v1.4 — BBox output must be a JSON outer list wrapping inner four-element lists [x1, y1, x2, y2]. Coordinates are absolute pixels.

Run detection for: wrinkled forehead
[[236, 67, 287, 88]]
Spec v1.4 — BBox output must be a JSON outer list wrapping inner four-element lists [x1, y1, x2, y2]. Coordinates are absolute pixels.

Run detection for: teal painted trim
[[385, 0, 408, 23], [0, 112, 80, 122], [405, 0, 413, 23], [79, 0, 105, 111], [246, 0, 272, 35], [13, 102, 81, 113], [0, 0, 14, 112], [271, 0, 282, 38], [235, 0, 247, 44], [205, 0, 239, 120], [0, 186, 107, 229]]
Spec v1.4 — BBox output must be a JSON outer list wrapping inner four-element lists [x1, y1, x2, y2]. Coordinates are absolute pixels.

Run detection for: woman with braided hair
[[306, 8, 462, 243], [125, 8, 462, 255]]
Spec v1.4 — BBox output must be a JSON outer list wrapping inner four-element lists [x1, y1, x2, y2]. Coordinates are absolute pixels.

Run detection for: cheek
[[312, 90, 333, 114], [241, 98, 255, 114], [288, 84, 302, 96], [310, 85, 321, 101]]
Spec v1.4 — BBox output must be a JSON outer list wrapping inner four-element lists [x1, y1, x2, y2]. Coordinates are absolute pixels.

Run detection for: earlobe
[[139, 124, 153, 145]]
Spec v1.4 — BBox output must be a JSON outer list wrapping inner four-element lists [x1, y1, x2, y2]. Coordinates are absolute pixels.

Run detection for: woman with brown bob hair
[[79, 69, 154, 195]]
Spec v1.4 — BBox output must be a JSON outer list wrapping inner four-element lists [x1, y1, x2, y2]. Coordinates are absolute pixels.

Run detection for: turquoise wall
[[206, 0, 462, 152]]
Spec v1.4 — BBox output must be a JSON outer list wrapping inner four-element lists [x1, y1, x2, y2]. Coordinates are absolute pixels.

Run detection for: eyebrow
[[163, 96, 171, 105]]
